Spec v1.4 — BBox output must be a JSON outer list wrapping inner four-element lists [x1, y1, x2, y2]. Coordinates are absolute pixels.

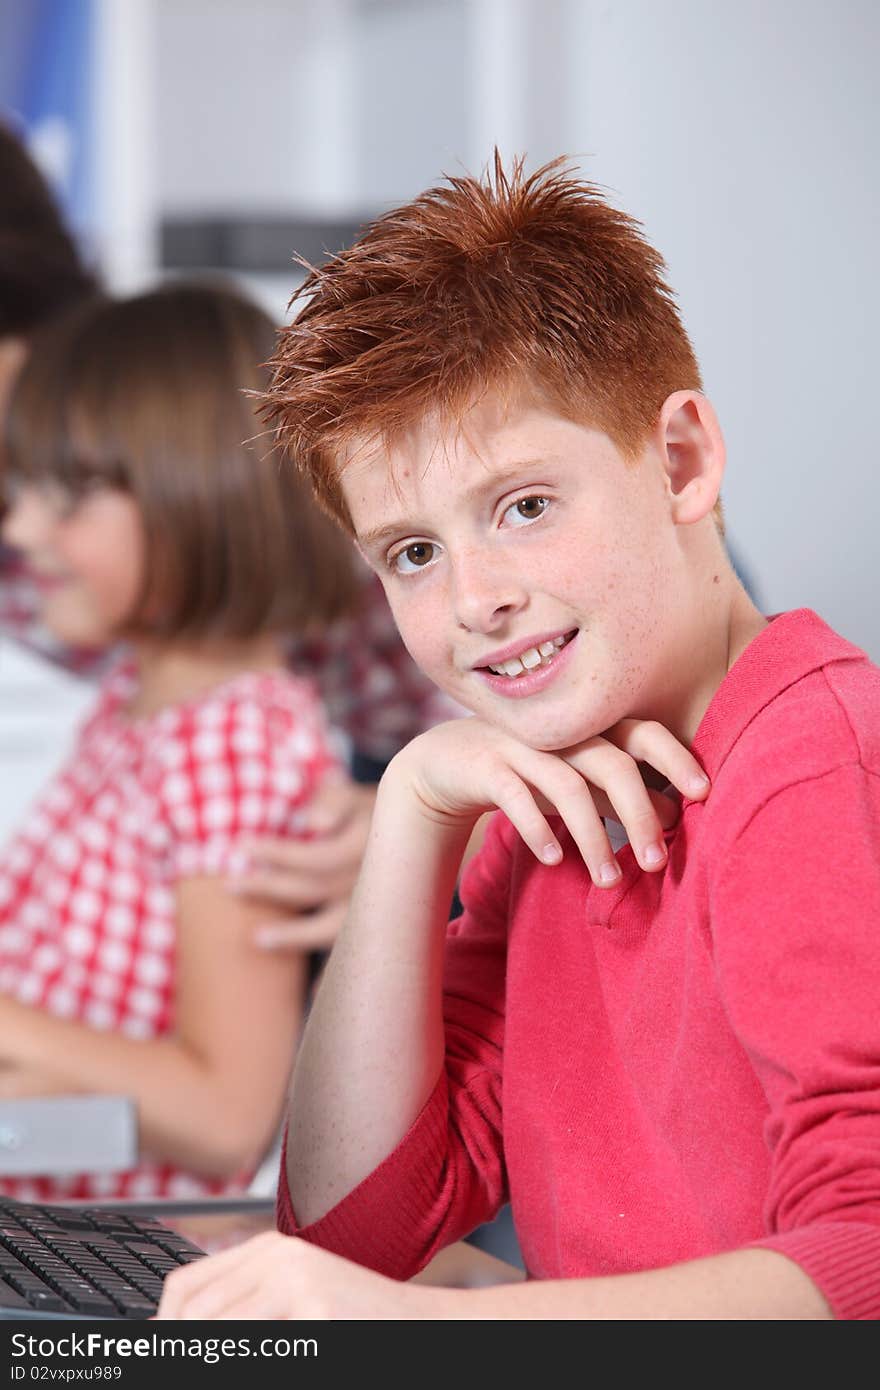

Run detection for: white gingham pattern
[[0, 659, 335, 1201]]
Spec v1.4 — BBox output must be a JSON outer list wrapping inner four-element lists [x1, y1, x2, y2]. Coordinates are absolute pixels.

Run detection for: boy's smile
[[344, 391, 727, 752], [472, 626, 578, 697]]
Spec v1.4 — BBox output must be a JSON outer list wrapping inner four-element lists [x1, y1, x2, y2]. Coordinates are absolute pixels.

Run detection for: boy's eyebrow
[[356, 457, 560, 552]]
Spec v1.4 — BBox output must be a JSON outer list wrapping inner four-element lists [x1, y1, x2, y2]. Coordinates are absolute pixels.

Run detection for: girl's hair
[[3, 280, 356, 639], [0, 123, 98, 337], [263, 154, 706, 533]]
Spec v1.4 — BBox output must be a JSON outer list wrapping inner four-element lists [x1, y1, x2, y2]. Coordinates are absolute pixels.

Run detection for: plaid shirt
[[0, 549, 461, 763], [0, 660, 335, 1202]]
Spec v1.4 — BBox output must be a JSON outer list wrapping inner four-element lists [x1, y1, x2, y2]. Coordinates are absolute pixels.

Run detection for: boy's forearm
[[287, 768, 472, 1227], [411, 1247, 831, 1319]]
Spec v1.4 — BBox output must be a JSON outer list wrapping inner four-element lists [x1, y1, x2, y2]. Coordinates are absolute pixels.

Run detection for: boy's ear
[[654, 390, 725, 525]]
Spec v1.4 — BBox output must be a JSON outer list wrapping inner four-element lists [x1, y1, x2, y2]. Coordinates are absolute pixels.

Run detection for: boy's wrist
[[379, 743, 481, 847]]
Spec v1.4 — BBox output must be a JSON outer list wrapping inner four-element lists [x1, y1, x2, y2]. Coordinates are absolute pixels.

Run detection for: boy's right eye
[[391, 541, 438, 574]]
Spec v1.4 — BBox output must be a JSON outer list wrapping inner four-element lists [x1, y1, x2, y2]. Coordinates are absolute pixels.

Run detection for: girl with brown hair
[[0, 280, 354, 1202]]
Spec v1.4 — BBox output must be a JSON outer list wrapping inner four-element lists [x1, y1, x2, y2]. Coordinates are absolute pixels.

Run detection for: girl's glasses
[[2, 475, 117, 521]]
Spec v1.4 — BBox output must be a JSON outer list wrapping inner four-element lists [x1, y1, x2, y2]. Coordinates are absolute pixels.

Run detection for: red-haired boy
[[158, 157, 880, 1319]]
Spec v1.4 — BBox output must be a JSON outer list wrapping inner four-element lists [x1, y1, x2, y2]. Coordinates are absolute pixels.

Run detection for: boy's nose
[[452, 548, 528, 633]]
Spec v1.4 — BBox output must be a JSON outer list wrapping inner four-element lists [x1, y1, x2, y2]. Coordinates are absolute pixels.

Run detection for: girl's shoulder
[[79, 653, 139, 736], [147, 667, 336, 787], [143, 670, 338, 877], [163, 667, 328, 742]]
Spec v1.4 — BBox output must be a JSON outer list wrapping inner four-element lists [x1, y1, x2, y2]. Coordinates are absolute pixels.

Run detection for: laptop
[[0, 1194, 210, 1319], [0, 1095, 277, 1318], [0, 1194, 276, 1319]]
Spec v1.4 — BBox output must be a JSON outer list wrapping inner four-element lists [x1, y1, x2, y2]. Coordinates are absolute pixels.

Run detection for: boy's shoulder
[[698, 609, 879, 844]]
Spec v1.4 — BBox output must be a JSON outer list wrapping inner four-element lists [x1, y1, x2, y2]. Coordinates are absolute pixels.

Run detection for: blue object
[[0, 0, 96, 243]]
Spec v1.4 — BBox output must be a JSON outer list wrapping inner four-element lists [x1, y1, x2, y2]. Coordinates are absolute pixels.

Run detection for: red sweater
[[278, 610, 880, 1319]]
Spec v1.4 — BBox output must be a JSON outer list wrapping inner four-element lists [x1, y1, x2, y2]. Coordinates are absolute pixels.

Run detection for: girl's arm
[[0, 876, 306, 1178]]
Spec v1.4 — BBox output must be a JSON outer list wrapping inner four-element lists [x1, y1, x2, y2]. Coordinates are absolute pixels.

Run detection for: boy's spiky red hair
[[264, 154, 703, 530]]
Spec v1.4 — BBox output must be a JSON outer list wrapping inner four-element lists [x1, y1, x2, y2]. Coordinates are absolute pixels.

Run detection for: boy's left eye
[[503, 496, 549, 526], [391, 541, 438, 574]]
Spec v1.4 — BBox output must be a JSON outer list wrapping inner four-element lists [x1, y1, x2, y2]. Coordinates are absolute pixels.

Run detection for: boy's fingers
[[606, 719, 710, 799], [157, 1233, 277, 1320], [509, 754, 621, 886], [536, 770, 621, 887], [563, 744, 669, 872], [491, 772, 564, 866]]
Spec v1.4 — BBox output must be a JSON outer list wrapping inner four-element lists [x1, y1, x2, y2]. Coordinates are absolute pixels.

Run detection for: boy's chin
[[453, 692, 618, 753], [493, 717, 607, 756]]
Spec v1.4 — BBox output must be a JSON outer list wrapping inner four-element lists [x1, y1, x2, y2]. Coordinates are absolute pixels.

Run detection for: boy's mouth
[[477, 629, 577, 680]]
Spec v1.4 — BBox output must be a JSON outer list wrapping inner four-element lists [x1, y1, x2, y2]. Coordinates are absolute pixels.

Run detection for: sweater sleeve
[[709, 764, 880, 1319], [276, 812, 514, 1278]]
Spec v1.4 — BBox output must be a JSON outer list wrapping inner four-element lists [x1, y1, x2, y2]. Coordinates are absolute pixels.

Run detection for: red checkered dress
[[0, 660, 336, 1202]]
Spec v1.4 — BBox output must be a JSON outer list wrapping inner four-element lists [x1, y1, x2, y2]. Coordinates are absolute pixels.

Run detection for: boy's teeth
[[488, 633, 573, 678]]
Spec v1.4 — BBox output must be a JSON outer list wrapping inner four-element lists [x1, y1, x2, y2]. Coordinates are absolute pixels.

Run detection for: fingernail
[[688, 774, 710, 794], [599, 861, 621, 885], [643, 843, 666, 866], [542, 843, 563, 865]]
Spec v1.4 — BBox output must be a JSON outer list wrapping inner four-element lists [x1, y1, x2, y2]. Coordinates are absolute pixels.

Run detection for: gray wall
[[562, 0, 879, 656], [150, 0, 879, 655]]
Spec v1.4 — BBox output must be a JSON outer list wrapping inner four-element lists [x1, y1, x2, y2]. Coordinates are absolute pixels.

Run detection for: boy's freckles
[[342, 394, 709, 751]]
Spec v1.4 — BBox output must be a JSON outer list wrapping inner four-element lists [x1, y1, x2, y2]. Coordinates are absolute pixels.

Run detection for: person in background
[[0, 121, 100, 669], [0, 281, 354, 1202], [231, 567, 462, 956], [0, 119, 459, 960], [0, 123, 98, 413]]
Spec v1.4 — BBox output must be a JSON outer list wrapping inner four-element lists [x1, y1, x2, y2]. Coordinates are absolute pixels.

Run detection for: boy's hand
[[391, 717, 710, 887], [155, 1230, 442, 1320]]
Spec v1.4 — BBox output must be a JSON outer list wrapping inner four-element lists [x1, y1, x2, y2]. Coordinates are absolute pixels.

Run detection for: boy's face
[[344, 392, 691, 752]]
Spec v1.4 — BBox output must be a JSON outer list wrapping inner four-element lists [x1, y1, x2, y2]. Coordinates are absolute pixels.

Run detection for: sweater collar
[[687, 608, 865, 789]]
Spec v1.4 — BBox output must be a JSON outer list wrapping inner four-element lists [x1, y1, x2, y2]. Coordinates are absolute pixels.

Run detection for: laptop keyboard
[[0, 1196, 205, 1318]]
